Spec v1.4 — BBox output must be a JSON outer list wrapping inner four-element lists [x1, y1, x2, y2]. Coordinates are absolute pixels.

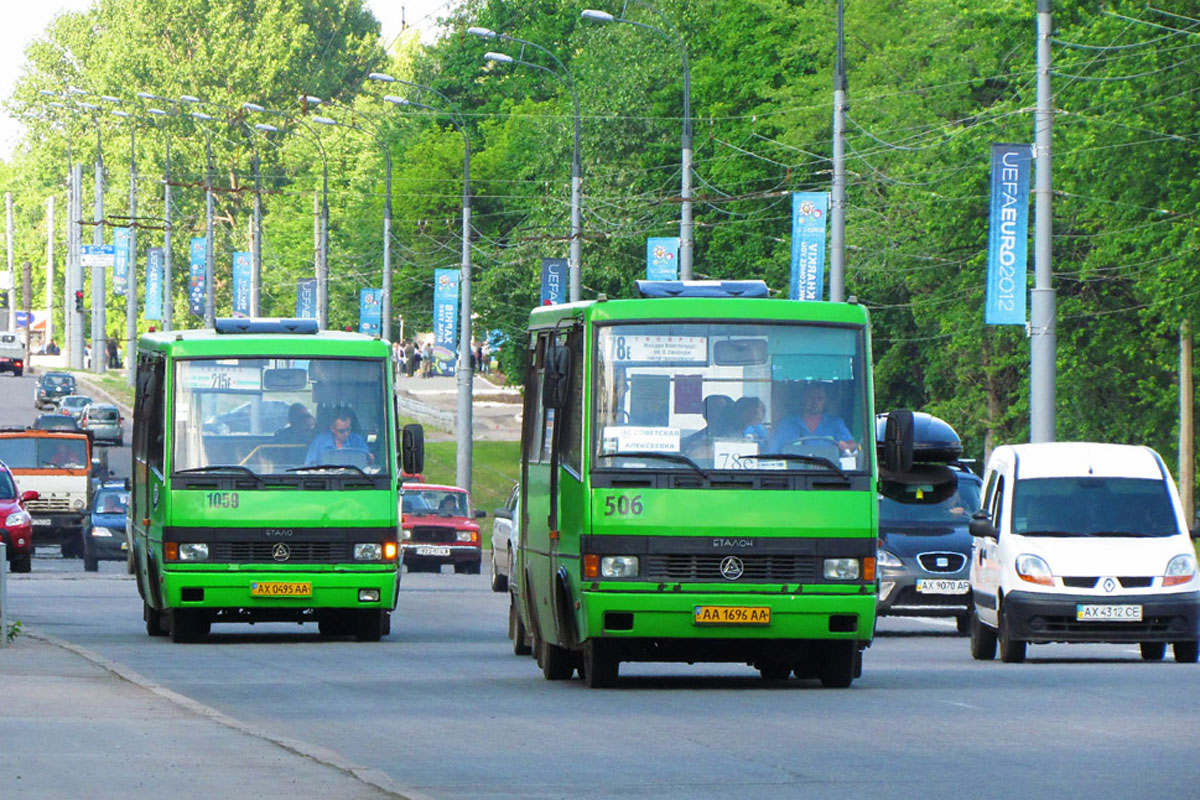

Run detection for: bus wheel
[[144, 602, 167, 637], [354, 610, 384, 642], [818, 642, 856, 688], [540, 637, 574, 680], [583, 640, 619, 688], [170, 609, 207, 643], [757, 661, 791, 681]]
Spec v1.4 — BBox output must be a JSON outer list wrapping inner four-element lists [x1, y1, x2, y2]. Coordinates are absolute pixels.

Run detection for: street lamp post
[[76, 99, 108, 373], [582, 4, 692, 279], [181, 97, 217, 329], [370, 72, 475, 492], [111, 108, 138, 386], [138, 93, 178, 331], [468, 27, 583, 303], [40, 93, 82, 367]]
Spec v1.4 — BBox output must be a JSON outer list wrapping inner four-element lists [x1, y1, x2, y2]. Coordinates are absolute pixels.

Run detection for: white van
[[968, 442, 1200, 663]]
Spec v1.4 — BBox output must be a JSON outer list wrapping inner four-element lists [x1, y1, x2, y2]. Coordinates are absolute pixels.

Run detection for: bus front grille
[[210, 542, 350, 563], [644, 554, 818, 582]]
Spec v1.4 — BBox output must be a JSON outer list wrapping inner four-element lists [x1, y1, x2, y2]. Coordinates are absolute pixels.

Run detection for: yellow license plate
[[250, 581, 312, 597], [693, 605, 771, 626]]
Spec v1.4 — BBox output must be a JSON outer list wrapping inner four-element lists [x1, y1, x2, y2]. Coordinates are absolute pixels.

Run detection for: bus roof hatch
[[214, 318, 320, 335], [635, 280, 769, 299]]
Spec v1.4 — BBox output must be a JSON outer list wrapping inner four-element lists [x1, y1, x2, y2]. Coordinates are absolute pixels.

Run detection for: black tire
[[490, 554, 508, 593], [1173, 641, 1199, 663], [170, 609, 206, 643], [354, 609, 384, 642], [509, 598, 533, 656], [83, 548, 98, 572], [969, 613, 997, 661], [1140, 642, 1166, 661], [956, 614, 971, 635], [819, 641, 857, 688], [144, 602, 167, 637], [11, 553, 31, 573], [998, 605, 1026, 663], [318, 615, 350, 637], [539, 636, 574, 680], [454, 562, 469, 574], [758, 662, 791, 681], [469, 559, 482, 575], [583, 640, 619, 688]]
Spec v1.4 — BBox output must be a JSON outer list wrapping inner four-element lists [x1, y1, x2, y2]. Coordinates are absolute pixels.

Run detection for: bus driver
[[305, 409, 370, 466]]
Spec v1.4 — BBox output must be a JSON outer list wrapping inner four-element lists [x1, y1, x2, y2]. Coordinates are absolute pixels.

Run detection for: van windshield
[[1012, 477, 1179, 537]]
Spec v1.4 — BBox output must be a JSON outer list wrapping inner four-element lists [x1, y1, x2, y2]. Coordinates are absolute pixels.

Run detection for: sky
[[0, 0, 456, 160]]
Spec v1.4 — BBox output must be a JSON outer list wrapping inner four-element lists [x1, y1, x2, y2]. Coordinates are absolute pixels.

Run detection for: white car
[[968, 442, 1200, 663], [490, 483, 518, 592]]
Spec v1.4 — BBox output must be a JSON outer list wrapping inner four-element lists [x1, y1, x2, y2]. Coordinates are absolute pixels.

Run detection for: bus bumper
[[161, 568, 399, 611]]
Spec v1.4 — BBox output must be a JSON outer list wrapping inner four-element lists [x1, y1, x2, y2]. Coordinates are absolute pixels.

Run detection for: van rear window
[[1011, 477, 1178, 537]]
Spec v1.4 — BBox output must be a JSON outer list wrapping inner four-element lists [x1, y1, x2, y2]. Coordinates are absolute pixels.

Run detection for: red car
[[400, 483, 486, 574], [0, 461, 37, 573]]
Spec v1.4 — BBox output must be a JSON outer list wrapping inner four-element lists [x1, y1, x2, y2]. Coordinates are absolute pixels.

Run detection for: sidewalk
[[1, 631, 424, 799]]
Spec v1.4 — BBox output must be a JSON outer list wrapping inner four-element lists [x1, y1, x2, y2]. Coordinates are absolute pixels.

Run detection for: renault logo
[[272, 543, 291, 562], [720, 556, 744, 581]]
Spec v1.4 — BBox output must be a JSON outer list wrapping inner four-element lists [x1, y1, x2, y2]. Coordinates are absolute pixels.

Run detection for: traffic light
[[74, 290, 84, 313]]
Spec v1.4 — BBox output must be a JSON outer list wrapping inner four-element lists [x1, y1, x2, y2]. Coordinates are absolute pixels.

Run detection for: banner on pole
[[112, 228, 130, 297], [188, 237, 206, 316], [296, 278, 318, 319], [359, 288, 382, 335], [145, 247, 163, 321], [232, 252, 251, 318], [540, 258, 568, 306], [789, 193, 829, 301], [433, 268, 459, 377], [985, 143, 1033, 325], [646, 237, 680, 281]]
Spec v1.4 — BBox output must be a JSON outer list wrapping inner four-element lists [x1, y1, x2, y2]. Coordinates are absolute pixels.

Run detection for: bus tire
[[818, 641, 856, 688], [540, 637, 574, 680], [355, 610, 384, 642], [757, 661, 791, 681], [144, 602, 167, 637], [583, 640, 619, 688], [170, 609, 206, 643]]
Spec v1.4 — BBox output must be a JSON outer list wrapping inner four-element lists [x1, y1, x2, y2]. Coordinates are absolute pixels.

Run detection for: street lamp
[[180, 96, 217, 329], [312, 107, 393, 342], [370, 71, 475, 492], [468, 26, 583, 303], [40, 92, 82, 367], [74, 97, 109, 373], [582, 4, 693, 279], [138, 93, 178, 331], [110, 106, 138, 386]]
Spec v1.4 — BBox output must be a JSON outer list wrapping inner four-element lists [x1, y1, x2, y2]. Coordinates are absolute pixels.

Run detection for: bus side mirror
[[542, 343, 571, 410], [883, 409, 914, 474], [402, 424, 425, 476]]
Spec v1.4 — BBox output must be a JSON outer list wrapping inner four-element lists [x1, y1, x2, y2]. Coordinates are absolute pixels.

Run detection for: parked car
[[81, 482, 129, 572], [0, 332, 26, 377], [34, 371, 76, 409], [58, 395, 94, 423], [33, 414, 81, 432], [0, 461, 36, 573], [875, 412, 981, 634], [81, 403, 124, 445], [969, 442, 1200, 663], [490, 483, 519, 592], [400, 483, 486, 574]]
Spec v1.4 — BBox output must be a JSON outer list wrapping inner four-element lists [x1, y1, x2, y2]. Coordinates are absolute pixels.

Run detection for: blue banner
[[646, 237, 680, 281], [188, 237, 206, 317], [359, 288, 382, 336], [145, 247, 163, 321], [433, 268, 459, 376], [789, 193, 829, 301], [986, 143, 1033, 325], [232, 252, 251, 318], [112, 228, 130, 297], [296, 278, 317, 319], [540, 258, 568, 306]]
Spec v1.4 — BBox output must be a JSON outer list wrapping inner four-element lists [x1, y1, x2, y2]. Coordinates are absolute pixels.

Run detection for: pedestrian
[[422, 342, 433, 378], [404, 340, 415, 377]]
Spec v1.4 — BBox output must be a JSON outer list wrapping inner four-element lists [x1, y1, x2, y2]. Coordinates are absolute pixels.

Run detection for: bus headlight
[[824, 558, 860, 580], [178, 543, 209, 561], [601, 556, 639, 578], [355, 543, 383, 561]]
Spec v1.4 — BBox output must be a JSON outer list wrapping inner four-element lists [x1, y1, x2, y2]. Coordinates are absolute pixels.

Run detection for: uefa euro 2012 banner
[[986, 143, 1033, 326]]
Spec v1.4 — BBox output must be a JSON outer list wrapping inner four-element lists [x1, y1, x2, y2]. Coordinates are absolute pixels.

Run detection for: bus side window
[[145, 357, 166, 475], [560, 329, 583, 475]]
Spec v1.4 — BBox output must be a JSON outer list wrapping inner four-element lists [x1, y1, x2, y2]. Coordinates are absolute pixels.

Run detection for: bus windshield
[[172, 357, 389, 476], [594, 322, 870, 473]]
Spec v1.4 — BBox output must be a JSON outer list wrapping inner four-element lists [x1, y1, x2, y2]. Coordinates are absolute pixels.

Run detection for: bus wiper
[[751, 453, 847, 480], [597, 451, 709, 479], [287, 464, 371, 479], [175, 465, 261, 481]]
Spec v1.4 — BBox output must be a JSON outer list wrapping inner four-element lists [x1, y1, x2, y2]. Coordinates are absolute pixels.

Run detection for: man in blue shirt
[[766, 383, 857, 454], [305, 409, 370, 465]]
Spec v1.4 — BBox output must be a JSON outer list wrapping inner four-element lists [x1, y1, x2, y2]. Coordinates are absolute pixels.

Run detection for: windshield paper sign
[[609, 335, 707, 365], [602, 426, 681, 453], [986, 143, 1032, 325]]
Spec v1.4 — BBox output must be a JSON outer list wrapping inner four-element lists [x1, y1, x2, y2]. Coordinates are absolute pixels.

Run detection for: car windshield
[[593, 322, 870, 473], [403, 489, 468, 516], [0, 437, 88, 469], [880, 476, 981, 524], [94, 489, 129, 514], [0, 471, 15, 499], [1012, 477, 1179, 537], [172, 356, 389, 476]]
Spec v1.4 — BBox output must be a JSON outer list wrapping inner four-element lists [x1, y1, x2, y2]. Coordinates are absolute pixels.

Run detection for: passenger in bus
[[682, 394, 736, 457], [305, 409, 371, 465], [274, 403, 316, 444], [766, 383, 857, 454], [732, 396, 769, 445]]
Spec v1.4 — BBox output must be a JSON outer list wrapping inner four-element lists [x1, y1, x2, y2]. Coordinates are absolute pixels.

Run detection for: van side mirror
[[882, 409, 914, 474], [542, 342, 571, 410], [968, 511, 996, 538], [402, 424, 425, 476]]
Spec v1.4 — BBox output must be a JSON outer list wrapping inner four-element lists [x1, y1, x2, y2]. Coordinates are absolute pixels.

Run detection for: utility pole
[[92, 139, 107, 373], [126, 123, 137, 385], [163, 135, 173, 332], [251, 152, 262, 316], [1030, 0, 1056, 442], [829, 0, 847, 303], [5, 193, 14, 332], [70, 164, 85, 369], [1181, 321, 1194, 523], [45, 196, 54, 349]]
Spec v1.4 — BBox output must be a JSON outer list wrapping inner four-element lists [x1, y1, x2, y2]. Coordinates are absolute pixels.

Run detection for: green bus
[[513, 280, 898, 687], [130, 318, 424, 643]]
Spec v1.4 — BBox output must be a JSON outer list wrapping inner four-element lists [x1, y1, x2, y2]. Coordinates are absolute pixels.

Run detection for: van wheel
[[1140, 642, 1166, 661], [998, 606, 1026, 663], [969, 613, 997, 660], [1173, 641, 1199, 663]]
